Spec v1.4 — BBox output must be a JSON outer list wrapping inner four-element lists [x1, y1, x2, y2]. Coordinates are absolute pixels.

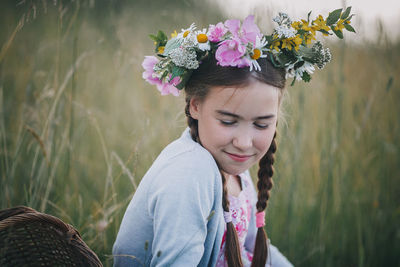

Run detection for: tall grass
[[0, 1, 399, 266]]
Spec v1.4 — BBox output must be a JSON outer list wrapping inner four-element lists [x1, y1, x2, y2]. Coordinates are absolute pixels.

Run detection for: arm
[[147, 149, 219, 266]]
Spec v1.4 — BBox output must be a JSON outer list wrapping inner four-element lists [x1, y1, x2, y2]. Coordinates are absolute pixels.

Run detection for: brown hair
[[184, 56, 285, 267]]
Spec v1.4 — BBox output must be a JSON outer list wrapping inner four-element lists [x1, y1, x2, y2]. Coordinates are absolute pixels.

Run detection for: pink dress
[[216, 173, 255, 267]]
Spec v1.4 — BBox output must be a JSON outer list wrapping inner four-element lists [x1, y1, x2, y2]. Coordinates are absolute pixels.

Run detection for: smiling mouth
[[225, 151, 254, 162], [226, 152, 253, 158]]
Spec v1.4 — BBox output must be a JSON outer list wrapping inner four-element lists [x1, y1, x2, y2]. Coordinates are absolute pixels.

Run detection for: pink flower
[[142, 56, 161, 86], [157, 76, 180, 96], [224, 15, 261, 45], [208, 22, 227, 42], [215, 38, 250, 67], [224, 18, 241, 37], [142, 56, 180, 96], [241, 15, 261, 45]]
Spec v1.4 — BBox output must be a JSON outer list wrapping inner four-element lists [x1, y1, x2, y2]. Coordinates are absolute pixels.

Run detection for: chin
[[220, 166, 248, 176]]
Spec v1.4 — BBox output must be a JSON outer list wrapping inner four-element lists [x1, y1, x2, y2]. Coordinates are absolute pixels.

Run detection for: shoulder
[[157, 127, 219, 175], [146, 127, 221, 196], [145, 128, 223, 220]]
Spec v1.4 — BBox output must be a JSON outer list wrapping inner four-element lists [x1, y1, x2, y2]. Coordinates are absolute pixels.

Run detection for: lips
[[225, 151, 253, 162]]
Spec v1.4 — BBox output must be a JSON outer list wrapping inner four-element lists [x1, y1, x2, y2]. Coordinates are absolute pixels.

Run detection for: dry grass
[[0, 1, 399, 266]]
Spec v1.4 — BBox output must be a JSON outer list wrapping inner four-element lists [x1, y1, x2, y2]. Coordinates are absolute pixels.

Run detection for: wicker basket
[[0, 206, 103, 267]]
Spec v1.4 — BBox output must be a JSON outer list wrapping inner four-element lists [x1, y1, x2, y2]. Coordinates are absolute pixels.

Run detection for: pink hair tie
[[223, 211, 232, 223], [256, 211, 266, 228]]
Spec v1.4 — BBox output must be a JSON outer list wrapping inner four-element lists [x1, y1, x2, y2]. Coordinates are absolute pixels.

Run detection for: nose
[[232, 127, 253, 151]]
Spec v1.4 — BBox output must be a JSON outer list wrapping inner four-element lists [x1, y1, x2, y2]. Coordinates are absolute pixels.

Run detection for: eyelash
[[219, 120, 269, 129]]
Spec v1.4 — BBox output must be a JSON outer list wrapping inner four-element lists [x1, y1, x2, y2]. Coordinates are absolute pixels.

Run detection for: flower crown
[[142, 7, 355, 96]]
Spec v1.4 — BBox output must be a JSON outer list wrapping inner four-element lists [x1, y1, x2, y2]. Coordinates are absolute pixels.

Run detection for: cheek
[[198, 117, 231, 146], [254, 127, 276, 153]]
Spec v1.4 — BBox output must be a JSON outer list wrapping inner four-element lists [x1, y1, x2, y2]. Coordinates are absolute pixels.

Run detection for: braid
[[251, 131, 277, 267], [220, 170, 243, 267], [185, 97, 243, 267]]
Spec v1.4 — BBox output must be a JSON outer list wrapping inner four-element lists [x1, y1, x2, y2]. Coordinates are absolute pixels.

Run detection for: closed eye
[[254, 122, 269, 129], [220, 120, 236, 126]]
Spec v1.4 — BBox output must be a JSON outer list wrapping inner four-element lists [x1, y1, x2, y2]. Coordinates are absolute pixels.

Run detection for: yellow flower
[[293, 19, 316, 36], [279, 35, 303, 51], [281, 39, 292, 50], [291, 21, 301, 30], [311, 24, 320, 32], [251, 48, 261, 60], [183, 30, 190, 38], [301, 19, 312, 32], [293, 35, 303, 51], [158, 46, 165, 54], [313, 15, 331, 32], [271, 41, 281, 52], [171, 30, 178, 38], [334, 19, 345, 32], [197, 33, 208, 43], [304, 33, 315, 45]]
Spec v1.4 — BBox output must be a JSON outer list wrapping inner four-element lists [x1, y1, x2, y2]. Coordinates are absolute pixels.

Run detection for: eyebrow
[[216, 110, 275, 120]]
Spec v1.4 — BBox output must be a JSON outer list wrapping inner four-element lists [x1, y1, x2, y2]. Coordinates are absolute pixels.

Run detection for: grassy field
[[0, 1, 399, 266]]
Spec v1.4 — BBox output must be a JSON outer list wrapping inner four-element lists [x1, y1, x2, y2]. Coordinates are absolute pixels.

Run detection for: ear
[[189, 98, 201, 120]]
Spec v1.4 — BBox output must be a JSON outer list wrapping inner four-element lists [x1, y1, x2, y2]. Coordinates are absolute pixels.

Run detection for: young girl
[[113, 10, 354, 267]]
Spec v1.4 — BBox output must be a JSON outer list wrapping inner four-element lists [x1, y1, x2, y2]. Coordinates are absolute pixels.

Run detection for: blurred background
[[0, 0, 399, 266]]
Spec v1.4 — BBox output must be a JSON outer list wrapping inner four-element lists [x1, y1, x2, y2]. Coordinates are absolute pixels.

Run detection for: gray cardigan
[[112, 128, 293, 267]]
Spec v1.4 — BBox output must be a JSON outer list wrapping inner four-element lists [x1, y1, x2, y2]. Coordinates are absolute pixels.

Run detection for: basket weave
[[0, 206, 103, 267]]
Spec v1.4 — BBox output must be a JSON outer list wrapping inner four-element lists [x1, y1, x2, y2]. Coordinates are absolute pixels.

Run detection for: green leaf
[[307, 10, 312, 22], [157, 30, 168, 42], [163, 38, 182, 56], [149, 34, 158, 42], [341, 6, 352, 19], [326, 8, 342, 26], [264, 35, 274, 44], [176, 81, 185, 90], [161, 71, 168, 81], [298, 46, 315, 61], [331, 26, 344, 39], [302, 71, 311, 82], [175, 70, 193, 90], [344, 23, 356, 33], [347, 14, 355, 22], [290, 78, 296, 86], [170, 66, 185, 80], [269, 54, 283, 68], [294, 60, 305, 69], [297, 29, 308, 35], [276, 50, 296, 66], [149, 30, 168, 47], [319, 29, 331, 35]]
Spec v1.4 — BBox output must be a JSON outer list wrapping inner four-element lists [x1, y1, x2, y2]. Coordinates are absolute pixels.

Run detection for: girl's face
[[189, 80, 280, 176]]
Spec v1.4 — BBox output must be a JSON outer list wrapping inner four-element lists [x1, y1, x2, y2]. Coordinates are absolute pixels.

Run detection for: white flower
[[177, 23, 196, 40], [275, 25, 296, 38], [249, 35, 268, 72], [298, 61, 315, 75], [256, 34, 268, 49], [273, 12, 292, 26], [169, 47, 199, 69], [285, 61, 315, 80], [194, 28, 211, 51]]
